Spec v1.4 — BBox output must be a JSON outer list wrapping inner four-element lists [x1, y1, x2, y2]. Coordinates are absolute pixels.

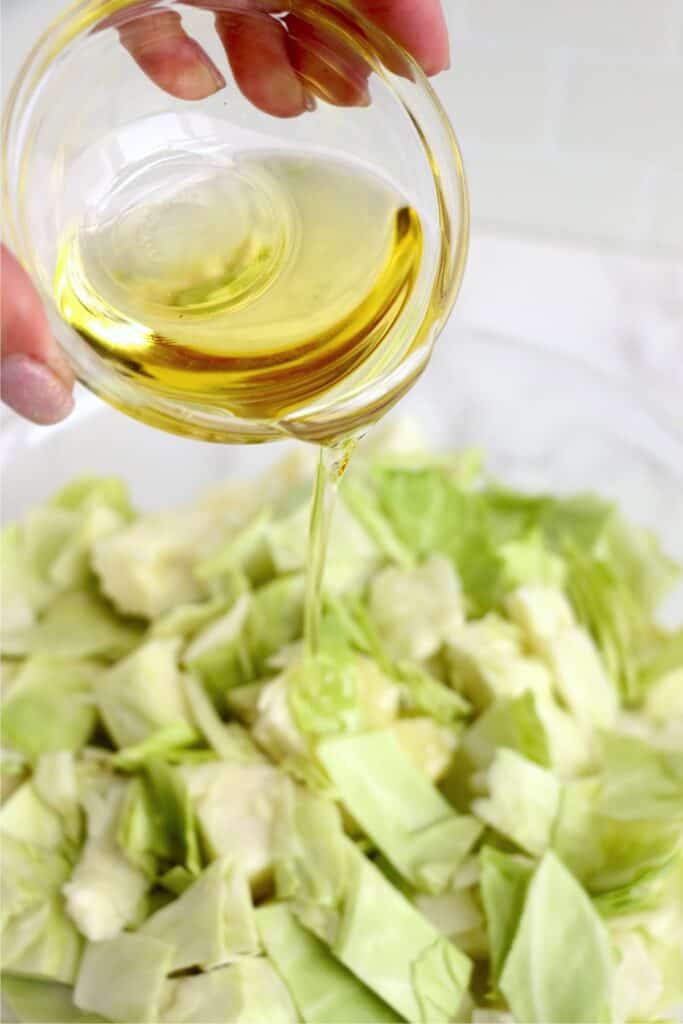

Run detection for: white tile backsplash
[[436, 1, 683, 255], [463, 0, 681, 57], [557, 59, 683, 163], [462, 151, 652, 246], [2, 0, 682, 254], [435, 43, 555, 150]]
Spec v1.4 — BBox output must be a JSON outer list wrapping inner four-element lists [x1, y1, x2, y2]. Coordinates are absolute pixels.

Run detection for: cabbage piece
[[458, 685, 590, 782], [610, 929, 668, 1024], [1, 478, 132, 643], [472, 748, 561, 856], [252, 674, 310, 762], [287, 649, 399, 742], [544, 626, 619, 731], [1, 656, 97, 760], [505, 584, 576, 652], [74, 933, 174, 1023], [551, 777, 682, 910], [160, 959, 298, 1024], [33, 751, 83, 846], [461, 691, 550, 772], [391, 717, 459, 782], [639, 628, 683, 690], [63, 775, 149, 941], [111, 721, 200, 771], [195, 508, 274, 586], [257, 903, 401, 1023], [498, 530, 566, 591], [608, 861, 683, 1021], [414, 887, 487, 957], [140, 857, 259, 970], [1, 784, 83, 983], [499, 852, 614, 1024], [187, 578, 306, 705], [150, 595, 229, 641], [375, 467, 506, 615], [0, 975, 106, 1023], [28, 477, 133, 592], [341, 477, 414, 567], [479, 847, 533, 990], [1, 523, 54, 638], [506, 585, 619, 729], [643, 666, 683, 747], [275, 787, 472, 1023], [1, 895, 83, 986], [335, 847, 472, 1023], [144, 760, 203, 874], [446, 616, 553, 710], [183, 674, 265, 762], [0, 779, 68, 852], [90, 477, 267, 618], [396, 662, 470, 725], [565, 524, 678, 703], [598, 731, 683, 822], [369, 557, 464, 662], [183, 593, 251, 665], [95, 638, 191, 749], [319, 730, 482, 893], [117, 768, 204, 882], [264, 493, 381, 594], [182, 762, 288, 886], [274, 791, 347, 946], [3, 590, 142, 660]]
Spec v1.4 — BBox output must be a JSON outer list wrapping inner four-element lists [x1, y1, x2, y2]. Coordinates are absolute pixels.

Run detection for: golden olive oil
[[54, 151, 423, 426]]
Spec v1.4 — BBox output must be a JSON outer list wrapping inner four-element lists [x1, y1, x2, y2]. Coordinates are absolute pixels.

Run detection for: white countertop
[[452, 233, 683, 436]]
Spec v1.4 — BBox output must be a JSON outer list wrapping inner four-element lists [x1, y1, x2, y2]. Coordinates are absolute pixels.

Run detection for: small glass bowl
[[2, 0, 469, 444]]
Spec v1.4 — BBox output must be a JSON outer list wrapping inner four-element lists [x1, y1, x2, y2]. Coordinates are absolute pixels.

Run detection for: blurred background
[[3, 0, 682, 255], [2, 0, 682, 422]]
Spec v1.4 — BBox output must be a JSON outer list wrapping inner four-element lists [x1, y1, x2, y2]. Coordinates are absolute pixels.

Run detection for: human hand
[[1, 0, 449, 424]]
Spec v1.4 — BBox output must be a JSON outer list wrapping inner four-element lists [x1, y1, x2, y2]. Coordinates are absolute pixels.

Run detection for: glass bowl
[[2, 0, 468, 445]]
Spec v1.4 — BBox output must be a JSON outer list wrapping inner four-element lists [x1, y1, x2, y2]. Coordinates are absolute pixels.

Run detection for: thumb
[[1, 245, 75, 424]]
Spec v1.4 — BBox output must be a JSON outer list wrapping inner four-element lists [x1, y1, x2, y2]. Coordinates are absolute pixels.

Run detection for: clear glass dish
[[2, 0, 468, 444]]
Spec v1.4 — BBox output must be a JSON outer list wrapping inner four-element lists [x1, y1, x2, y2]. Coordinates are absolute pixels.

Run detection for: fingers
[[354, 0, 450, 76], [286, 13, 371, 107], [1, 246, 74, 425], [118, 9, 226, 101], [215, 10, 312, 117]]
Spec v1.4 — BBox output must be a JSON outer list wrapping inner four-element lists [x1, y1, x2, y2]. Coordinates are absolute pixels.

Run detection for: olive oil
[[54, 150, 423, 426]]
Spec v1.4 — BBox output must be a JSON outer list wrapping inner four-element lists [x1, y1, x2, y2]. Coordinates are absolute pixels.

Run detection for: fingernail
[[175, 57, 226, 100], [1, 355, 75, 425], [304, 91, 317, 112]]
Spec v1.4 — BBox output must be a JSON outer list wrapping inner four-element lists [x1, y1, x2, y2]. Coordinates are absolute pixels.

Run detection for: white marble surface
[[452, 233, 683, 436], [1, 230, 681, 438]]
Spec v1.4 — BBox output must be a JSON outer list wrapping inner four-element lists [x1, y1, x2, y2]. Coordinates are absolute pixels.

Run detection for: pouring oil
[[54, 149, 425, 653]]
